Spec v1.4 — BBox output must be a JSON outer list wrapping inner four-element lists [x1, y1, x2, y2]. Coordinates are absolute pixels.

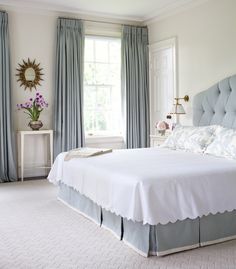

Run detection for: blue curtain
[[54, 18, 85, 158], [0, 12, 17, 182], [121, 25, 150, 149]]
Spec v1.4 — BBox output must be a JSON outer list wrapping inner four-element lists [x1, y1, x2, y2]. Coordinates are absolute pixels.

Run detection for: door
[[149, 38, 177, 135]]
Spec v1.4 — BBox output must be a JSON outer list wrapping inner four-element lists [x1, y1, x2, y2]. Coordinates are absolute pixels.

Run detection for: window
[[84, 36, 122, 136]]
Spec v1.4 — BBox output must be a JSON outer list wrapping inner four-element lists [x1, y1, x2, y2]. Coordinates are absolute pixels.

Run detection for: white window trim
[[85, 135, 124, 142], [84, 34, 122, 141], [85, 135, 124, 148], [84, 21, 122, 38]]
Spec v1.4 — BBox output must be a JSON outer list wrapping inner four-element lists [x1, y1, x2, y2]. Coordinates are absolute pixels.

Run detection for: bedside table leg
[[50, 132, 53, 167], [21, 134, 24, 182]]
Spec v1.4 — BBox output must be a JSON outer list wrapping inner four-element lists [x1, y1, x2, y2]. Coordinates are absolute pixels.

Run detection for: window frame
[[83, 34, 122, 137]]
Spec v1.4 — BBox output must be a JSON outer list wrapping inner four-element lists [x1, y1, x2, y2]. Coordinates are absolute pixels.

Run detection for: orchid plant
[[17, 92, 48, 122]]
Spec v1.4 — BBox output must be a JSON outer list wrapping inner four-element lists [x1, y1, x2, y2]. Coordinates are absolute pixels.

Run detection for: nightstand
[[150, 131, 171, 147], [18, 130, 53, 181]]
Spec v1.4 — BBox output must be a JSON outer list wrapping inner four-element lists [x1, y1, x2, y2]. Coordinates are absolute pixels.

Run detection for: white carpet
[[1, 180, 236, 269]]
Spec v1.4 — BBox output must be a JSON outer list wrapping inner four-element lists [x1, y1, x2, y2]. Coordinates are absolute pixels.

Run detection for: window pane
[[94, 63, 110, 85], [84, 63, 95, 85], [84, 36, 121, 135], [96, 86, 111, 109], [109, 41, 121, 63], [95, 39, 108, 63], [84, 38, 94, 62], [109, 64, 120, 85], [84, 86, 96, 109], [96, 112, 107, 131]]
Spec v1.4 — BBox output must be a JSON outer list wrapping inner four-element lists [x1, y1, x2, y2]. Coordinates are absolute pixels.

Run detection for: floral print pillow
[[162, 125, 218, 153], [205, 127, 236, 159]]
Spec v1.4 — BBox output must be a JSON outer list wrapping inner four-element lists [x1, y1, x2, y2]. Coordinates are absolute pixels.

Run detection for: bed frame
[[58, 74, 236, 257], [193, 74, 236, 128]]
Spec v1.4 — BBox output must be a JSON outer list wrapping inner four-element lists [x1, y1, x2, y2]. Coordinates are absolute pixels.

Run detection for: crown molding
[[0, 0, 143, 24], [0, 0, 210, 25], [144, 0, 210, 24]]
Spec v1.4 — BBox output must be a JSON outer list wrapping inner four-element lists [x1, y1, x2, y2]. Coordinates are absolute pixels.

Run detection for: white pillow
[[162, 125, 218, 153], [205, 127, 236, 159]]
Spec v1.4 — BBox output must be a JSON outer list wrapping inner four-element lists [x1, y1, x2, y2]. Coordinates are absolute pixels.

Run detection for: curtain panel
[[0, 12, 17, 182], [54, 18, 85, 158], [121, 25, 150, 149]]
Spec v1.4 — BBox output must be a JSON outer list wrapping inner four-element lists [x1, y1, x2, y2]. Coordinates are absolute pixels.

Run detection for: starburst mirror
[[16, 58, 44, 91]]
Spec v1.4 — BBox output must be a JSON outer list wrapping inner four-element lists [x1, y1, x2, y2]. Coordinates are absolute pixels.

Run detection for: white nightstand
[[150, 131, 171, 147], [18, 130, 53, 181]]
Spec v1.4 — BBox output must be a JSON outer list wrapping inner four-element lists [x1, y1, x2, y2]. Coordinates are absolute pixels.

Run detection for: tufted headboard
[[193, 74, 236, 129]]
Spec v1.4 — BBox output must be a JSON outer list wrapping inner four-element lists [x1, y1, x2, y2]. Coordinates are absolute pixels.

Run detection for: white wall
[[148, 0, 236, 125], [8, 10, 56, 177], [0, 7, 131, 178], [9, 10, 55, 131]]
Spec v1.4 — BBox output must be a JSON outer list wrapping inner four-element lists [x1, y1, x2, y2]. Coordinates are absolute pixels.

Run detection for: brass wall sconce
[[170, 95, 189, 115]]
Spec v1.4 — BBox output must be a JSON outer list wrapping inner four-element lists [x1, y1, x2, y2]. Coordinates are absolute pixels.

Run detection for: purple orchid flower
[[16, 92, 49, 121]]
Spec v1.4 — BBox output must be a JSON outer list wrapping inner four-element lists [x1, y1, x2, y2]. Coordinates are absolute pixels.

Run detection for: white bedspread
[[48, 148, 236, 225]]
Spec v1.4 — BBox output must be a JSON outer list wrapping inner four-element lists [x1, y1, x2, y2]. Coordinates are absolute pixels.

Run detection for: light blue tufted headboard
[[193, 74, 236, 129]]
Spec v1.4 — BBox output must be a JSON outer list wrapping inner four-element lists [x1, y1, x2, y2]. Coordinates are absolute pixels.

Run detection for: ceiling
[[0, 0, 208, 22]]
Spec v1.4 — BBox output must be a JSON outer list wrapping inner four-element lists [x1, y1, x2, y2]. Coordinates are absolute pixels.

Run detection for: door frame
[[149, 37, 178, 134]]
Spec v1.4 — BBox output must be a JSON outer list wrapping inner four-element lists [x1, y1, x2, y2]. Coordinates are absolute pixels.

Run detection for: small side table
[[18, 130, 53, 182], [150, 131, 171, 147]]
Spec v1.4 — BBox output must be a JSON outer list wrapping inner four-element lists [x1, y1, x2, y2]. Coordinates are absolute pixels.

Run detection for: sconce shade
[[170, 95, 189, 115], [170, 103, 186, 114]]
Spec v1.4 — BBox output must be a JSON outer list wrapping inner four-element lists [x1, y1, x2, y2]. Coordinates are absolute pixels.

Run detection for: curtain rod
[[59, 17, 121, 26], [59, 17, 146, 27]]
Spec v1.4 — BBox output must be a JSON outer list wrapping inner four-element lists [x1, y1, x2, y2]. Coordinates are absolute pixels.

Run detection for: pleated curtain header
[[122, 25, 148, 45], [57, 18, 84, 32], [0, 11, 8, 24]]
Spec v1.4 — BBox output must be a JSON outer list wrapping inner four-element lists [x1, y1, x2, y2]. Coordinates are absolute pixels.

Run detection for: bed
[[48, 74, 236, 257]]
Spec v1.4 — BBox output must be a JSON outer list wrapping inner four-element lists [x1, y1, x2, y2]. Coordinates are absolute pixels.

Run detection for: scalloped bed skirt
[[58, 182, 236, 257]]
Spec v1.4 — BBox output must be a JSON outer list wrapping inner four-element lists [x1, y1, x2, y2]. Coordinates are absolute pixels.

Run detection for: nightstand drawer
[[150, 132, 171, 147]]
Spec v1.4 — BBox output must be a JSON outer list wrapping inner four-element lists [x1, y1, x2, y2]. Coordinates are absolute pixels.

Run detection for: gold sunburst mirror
[[16, 58, 44, 91]]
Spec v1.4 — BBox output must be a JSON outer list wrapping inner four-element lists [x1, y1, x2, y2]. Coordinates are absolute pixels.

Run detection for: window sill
[[85, 135, 124, 149]]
